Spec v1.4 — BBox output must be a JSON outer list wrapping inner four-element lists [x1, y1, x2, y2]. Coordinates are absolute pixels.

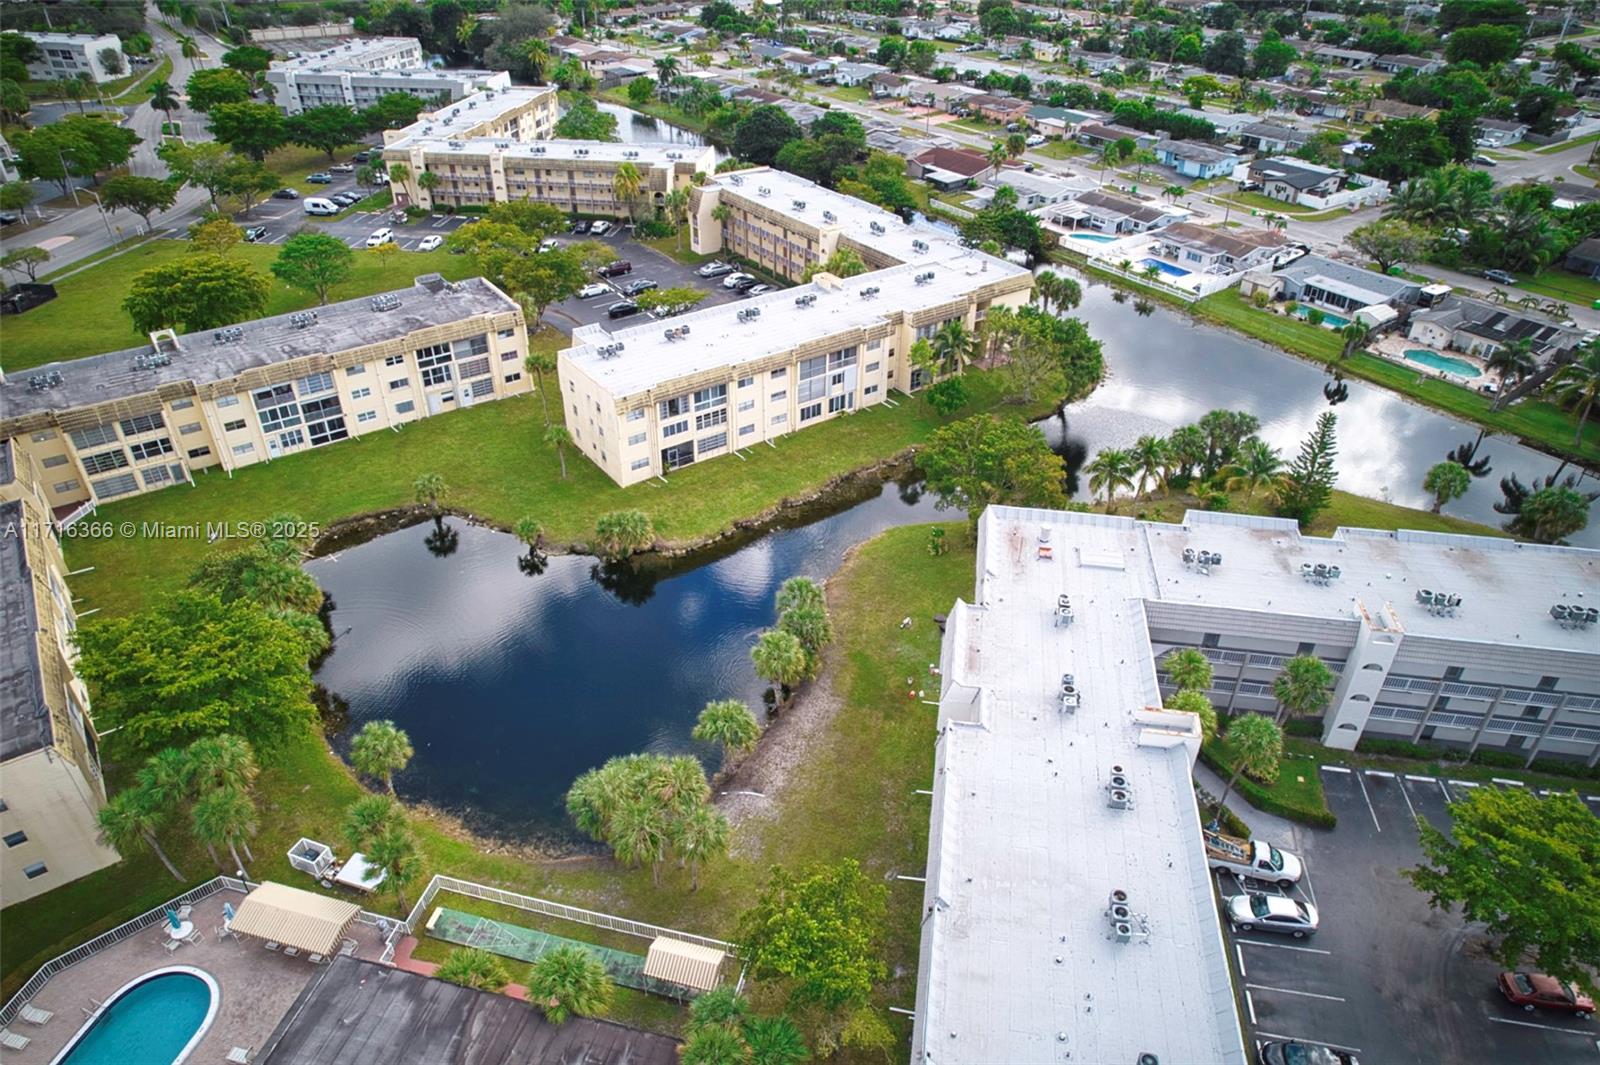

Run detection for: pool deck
[[2, 892, 391, 1065], [1371, 334, 1492, 384]]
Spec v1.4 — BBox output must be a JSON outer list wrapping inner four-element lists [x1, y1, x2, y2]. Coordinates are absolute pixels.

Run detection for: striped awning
[[229, 881, 361, 956], [642, 937, 726, 992]]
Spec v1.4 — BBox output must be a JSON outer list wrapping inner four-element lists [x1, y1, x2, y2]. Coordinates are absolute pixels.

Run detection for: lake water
[[592, 100, 723, 155]]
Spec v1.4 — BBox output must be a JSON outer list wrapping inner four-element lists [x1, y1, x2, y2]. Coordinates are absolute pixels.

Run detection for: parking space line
[[1355, 767, 1382, 832], [1247, 983, 1346, 1003], [1319, 765, 1351, 773], [1486, 1017, 1595, 1036], [1235, 939, 1332, 955], [1397, 775, 1418, 823], [1449, 779, 1481, 788], [1244, 989, 1257, 1025], [1298, 854, 1317, 910], [1254, 1032, 1361, 1054], [1491, 777, 1525, 787], [1439, 778, 1453, 804], [1364, 770, 1395, 778], [1405, 774, 1435, 782], [1235, 944, 1246, 977]]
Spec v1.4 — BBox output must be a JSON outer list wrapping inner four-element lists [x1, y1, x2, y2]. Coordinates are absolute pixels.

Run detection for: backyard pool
[[51, 967, 217, 1065], [1068, 232, 1118, 243], [1292, 306, 1352, 328], [1140, 258, 1191, 278], [1403, 349, 1481, 378]]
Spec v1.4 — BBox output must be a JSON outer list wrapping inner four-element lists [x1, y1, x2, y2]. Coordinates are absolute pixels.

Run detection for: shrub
[[1250, 289, 1270, 309], [1468, 748, 1526, 770], [1197, 744, 1338, 829], [634, 217, 675, 239], [1354, 736, 1450, 761], [1283, 718, 1323, 738]]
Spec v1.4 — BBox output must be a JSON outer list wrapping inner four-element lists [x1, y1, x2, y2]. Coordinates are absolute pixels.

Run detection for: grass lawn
[[265, 143, 367, 194], [1514, 269, 1600, 306], [1572, 164, 1600, 182], [2, 240, 478, 372], [1206, 735, 1327, 822], [110, 56, 173, 103], [640, 232, 712, 265], [37, 235, 155, 282], [1033, 139, 1089, 160], [946, 118, 1004, 135], [1215, 190, 1312, 214], [1291, 737, 1599, 795], [1534, 130, 1600, 154], [826, 85, 872, 103], [1194, 289, 1600, 463]]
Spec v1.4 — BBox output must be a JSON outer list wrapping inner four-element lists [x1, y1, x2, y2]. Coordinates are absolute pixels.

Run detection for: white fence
[[404, 875, 736, 954], [1084, 259, 1202, 302]]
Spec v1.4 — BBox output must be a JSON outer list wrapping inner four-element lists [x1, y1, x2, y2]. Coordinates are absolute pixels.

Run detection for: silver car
[[1227, 891, 1318, 937]]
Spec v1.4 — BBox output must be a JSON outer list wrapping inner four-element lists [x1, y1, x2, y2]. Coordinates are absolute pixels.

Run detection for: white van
[[303, 198, 339, 216]]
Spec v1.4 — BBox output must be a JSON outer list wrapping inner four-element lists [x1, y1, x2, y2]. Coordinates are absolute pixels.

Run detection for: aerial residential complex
[[0, 276, 528, 513], [915, 505, 1600, 1061], [269, 65, 510, 116], [0, 443, 118, 906], [558, 168, 1033, 486], [17, 31, 125, 84]]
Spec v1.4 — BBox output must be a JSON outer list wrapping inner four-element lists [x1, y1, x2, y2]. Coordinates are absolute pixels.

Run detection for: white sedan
[[577, 282, 609, 299], [1227, 892, 1319, 937], [416, 235, 443, 252]]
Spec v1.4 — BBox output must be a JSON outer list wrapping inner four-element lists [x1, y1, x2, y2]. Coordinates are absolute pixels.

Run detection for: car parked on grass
[[243, 226, 268, 243], [1226, 891, 1319, 937], [417, 235, 443, 252], [1026, 134, 1045, 147], [597, 259, 632, 277], [621, 278, 657, 297], [365, 227, 394, 248], [697, 260, 734, 278], [306, 172, 333, 184], [607, 300, 640, 319], [1483, 269, 1517, 285], [1497, 972, 1594, 1019], [577, 282, 609, 299], [590, 220, 612, 235], [539, 237, 560, 253], [1257, 1039, 1359, 1065], [271, 188, 300, 200]]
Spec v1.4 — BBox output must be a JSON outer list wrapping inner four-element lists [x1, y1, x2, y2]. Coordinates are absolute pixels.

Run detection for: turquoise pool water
[[1292, 306, 1351, 328], [1403, 349, 1481, 377], [1140, 257, 1191, 278], [1068, 232, 1117, 243], [57, 971, 213, 1065]]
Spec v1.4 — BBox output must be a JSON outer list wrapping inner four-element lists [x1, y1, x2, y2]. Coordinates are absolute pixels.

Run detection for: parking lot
[[1221, 768, 1600, 1063]]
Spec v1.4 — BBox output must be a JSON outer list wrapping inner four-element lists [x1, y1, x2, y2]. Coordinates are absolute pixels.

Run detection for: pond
[[310, 475, 943, 844], [591, 100, 722, 155]]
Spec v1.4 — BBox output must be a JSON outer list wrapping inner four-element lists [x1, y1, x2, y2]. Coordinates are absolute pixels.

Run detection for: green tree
[[776, 577, 824, 616], [206, 101, 287, 161], [363, 92, 426, 133], [1167, 689, 1218, 742], [734, 105, 802, 166], [1514, 486, 1591, 544], [919, 414, 1066, 530], [366, 823, 422, 911], [1422, 461, 1471, 513], [611, 160, 644, 220], [1407, 787, 1599, 996], [654, 54, 679, 88], [1444, 24, 1522, 66], [269, 231, 355, 305], [1546, 346, 1600, 448], [593, 510, 655, 560], [0, 179, 35, 218], [413, 472, 449, 515], [634, 286, 709, 316], [693, 699, 761, 762], [188, 217, 243, 255], [752, 629, 810, 699], [123, 253, 270, 333], [185, 734, 259, 797], [627, 75, 654, 105], [687, 987, 751, 1039], [1271, 654, 1334, 725], [148, 78, 179, 128], [221, 44, 272, 87], [1163, 647, 1214, 693], [544, 425, 573, 480], [1086, 448, 1136, 512], [926, 376, 970, 417], [74, 591, 317, 760], [1274, 412, 1339, 526], [158, 140, 242, 211], [12, 116, 141, 194], [1346, 218, 1430, 273], [100, 174, 177, 231], [527, 945, 615, 1024], [436, 947, 511, 992], [1219, 437, 1284, 500], [801, 246, 867, 282], [553, 96, 619, 140], [342, 793, 406, 853], [191, 784, 258, 876], [682, 1026, 748, 1065], [286, 104, 366, 160], [184, 67, 251, 111], [744, 1015, 810, 1065], [189, 544, 322, 618], [736, 859, 888, 1010], [672, 804, 731, 891], [97, 786, 185, 881], [1214, 713, 1283, 812], [349, 720, 414, 794], [0, 246, 50, 282]]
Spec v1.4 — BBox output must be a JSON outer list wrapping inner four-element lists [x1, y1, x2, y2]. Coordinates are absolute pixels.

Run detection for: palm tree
[[612, 161, 644, 222], [1030, 270, 1082, 315], [1130, 435, 1167, 499], [744, 1015, 810, 1065], [986, 140, 1009, 179], [1219, 438, 1284, 500], [593, 510, 654, 559], [525, 39, 553, 85], [1005, 132, 1028, 159], [97, 788, 185, 881], [931, 319, 974, 373], [179, 34, 203, 71], [654, 55, 679, 89], [185, 734, 257, 796], [1167, 689, 1217, 741], [775, 576, 824, 615], [1338, 321, 1369, 359], [527, 945, 614, 1025], [1546, 345, 1600, 447], [1085, 448, 1135, 511], [778, 604, 831, 670], [349, 720, 414, 794], [1423, 460, 1471, 513], [416, 169, 441, 207], [1163, 647, 1214, 693], [610, 796, 669, 883], [751, 629, 809, 704], [1271, 654, 1334, 725], [413, 472, 448, 516], [436, 947, 511, 992], [1484, 339, 1534, 411], [342, 793, 406, 852], [522, 346, 559, 424], [149, 79, 179, 132], [1161, 184, 1184, 203], [544, 424, 572, 479], [1214, 713, 1282, 813], [513, 516, 545, 553], [191, 785, 258, 876], [671, 805, 729, 890], [366, 825, 422, 912], [693, 699, 761, 763], [663, 187, 691, 252]]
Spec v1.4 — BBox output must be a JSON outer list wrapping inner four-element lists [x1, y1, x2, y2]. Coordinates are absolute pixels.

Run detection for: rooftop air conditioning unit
[[793, 199, 806, 210], [870, 221, 885, 234], [1107, 889, 1132, 926], [822, 210, 836, 222], [758, 186, 771, 196]]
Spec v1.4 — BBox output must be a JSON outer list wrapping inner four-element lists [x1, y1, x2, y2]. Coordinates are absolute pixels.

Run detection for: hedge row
[[1198, 744, 1338, 829], [1353, 736, 1600, 781]]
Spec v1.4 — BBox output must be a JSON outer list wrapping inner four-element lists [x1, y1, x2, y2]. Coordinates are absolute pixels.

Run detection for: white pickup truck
[[1204, 830, 1303, 887]]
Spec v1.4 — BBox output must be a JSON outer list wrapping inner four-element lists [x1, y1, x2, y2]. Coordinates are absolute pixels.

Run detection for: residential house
[[1238, 122, 1312, 154], [1247, 157, 1389, 209], [1355, 98, 1437, 124], [748, 42, 791, 62], [1309, 45, 1376, 69], [1068, 50, 1122, 74], [986, 167, 1094, 209], [995, 36, 1060, 61], [731, 86, 784, 105], [1027, 105, 1096, 139], [907, 145, 992, 189], [782, 51, 835, 77], [832, 61, 887, 87], [969, 94, 1031, 125], [1241, 253, 1427, 315], [1407, 295, 1585, 362], [1372, 53, 1443, 76], [1172, 108, 1255, 137], [899, 18, 943, 39], [1552, 182, 1600, 210], [1077, 122, 1158, 151], [1280, 88, 1348, 119], [927, 82, 984, 112], [1475, 118, 1529, 147], [937, 21, 975, 41], [1152, 222, 1286, 276], [868, 71, 911, 98], [1155, 139, 1244, 180], [1564, 237, 1600, 280], [1056, 189, 1179, 234]]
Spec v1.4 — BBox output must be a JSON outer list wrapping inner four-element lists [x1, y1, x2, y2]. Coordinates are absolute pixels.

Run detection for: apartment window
[[631, 457, 651, 471], [421, 364, 453, 387], [696, 408, 728, 431], [458, 356, 491, 380], [254, 384, 301, 431], [351, 386, 372, 400], [828, 394, 852, 414], [178, 422, 202, 435], [799, 402, 823, 423], [740, 423, 755, 436], [279, 428, 306, 449], [385, 354, 406, 366], [41, 454, 69, 468], [738, 376, 754, 388], [771, 412, 788, 426], [662, 419, 689, 439], [223, 419, 246, 432], [498, 327, 518, 339], [865, 384, 879, 395], [770, 367, 786, 379], [395, 401, 416, 414], [91, 473, 139, 497], [216, 395, 240, 408], [1201, 633, 1220, 648], [232, 443, 255, 456], [867, 338, 882, 351], [69, 424, 118, 449], [700, 431, 728, 452], [143, 465, 172, 487], [119, 412, 165, 437], [865, 361, 880, 373], [4, 830, 27, 847], [417, 342, 454, 368], [389, 378, 409, 391], [738, 398, 755, 412], [658, 395, 690, 419], [186, 447, 211, 460], [770, 389, 787, 403], [81, 450, 129, 475], [503, 372, 522, 384], [297, 371, 334, 396], [30, 430, 56, 442], [358, 411, 378, 424], [22, 862, 47, 880], [130, 438, 174, 462], [53, 480, 81, 494], [628, 432, 647, 446], [346, 364, 367, 376], [171, 398, 194, 410], [627, 407, 645, 422]]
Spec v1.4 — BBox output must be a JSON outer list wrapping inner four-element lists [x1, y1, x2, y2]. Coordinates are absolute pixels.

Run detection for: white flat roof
[[920, 506, 1245, 1064], [385, 87, 554, 147], [569, 252, 1025, 397], [391, 137, 706, 165], [270, 36, 420, 71]]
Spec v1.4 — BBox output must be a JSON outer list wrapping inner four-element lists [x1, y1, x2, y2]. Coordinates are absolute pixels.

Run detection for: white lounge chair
[[184, 929, 204, 945], [226, 1046, 253, 1064], [163, 938, 183, 954], [264, 941, 280, 952], [19, 1003, 52, 1026], [0, 1029, 31, 1051], [282, 945, 299, 957], [339, 939, 357, 956]]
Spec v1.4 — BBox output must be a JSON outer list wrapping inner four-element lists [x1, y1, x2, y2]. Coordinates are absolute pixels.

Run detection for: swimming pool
[[1403, 349, 1481, 378], [1292, 306, 1351, 329], [1139, 258, 1191, 278], [50, 967, 218, 1065], [1068, 232, 1117, 243]]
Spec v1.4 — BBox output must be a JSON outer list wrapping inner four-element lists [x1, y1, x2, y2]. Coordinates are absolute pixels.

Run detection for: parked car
[[722, 272, 755, 290], [0, 211, 20, 226], [351, 151, 371, 164], [1025, 134, 1045, 147], [365, 227, 394, 248], [744, 284, 774, 297], [271, 188, 300, 200], [730, 275, 760, 292], [590, 220, 612, 235], [607, 300, 640, 319], [417, 235, 443, 252], [597, 259, 633, 277], [1472, 154, 1497, 167], [332, 192, 362, 206], [1257, 1039, 1359, 1065], [1497, 972, 1595, 1019], [306, 172, 333, 184], [577, 282, 609, 299], [571, 218, 591, 234], [697, 261, 734, 278], [538, 237, 560, 253], [329, 163, 355, 173], [1205, 829, 1303, 887], [621, 278, 658, 296], [1483, 269, 1518, 285], [303, 197, 339, 216], [1226, 892, 1318, 937], [242, 225, 268, 242]]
